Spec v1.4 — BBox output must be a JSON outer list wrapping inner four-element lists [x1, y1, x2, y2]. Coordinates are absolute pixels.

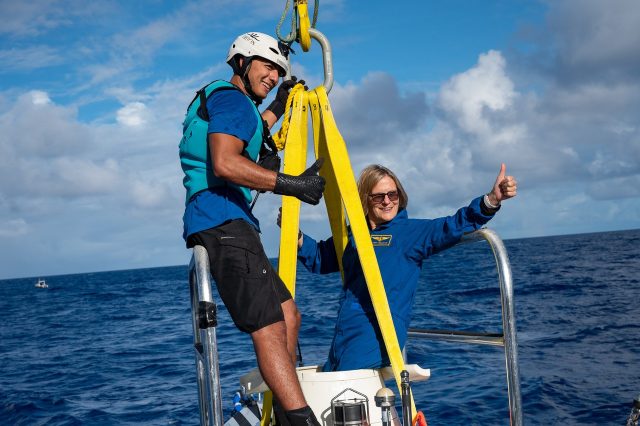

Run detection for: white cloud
[[117, 102, 149, 127], [438, 50, 516, 137], [30, 90, 51, 105], [0, 91, 89, 159], [50, 157, 121, 196], [127, 180, 173, 209]]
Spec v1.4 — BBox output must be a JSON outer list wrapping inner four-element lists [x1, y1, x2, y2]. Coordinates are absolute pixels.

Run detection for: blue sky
[[1, 0, 639, 279]]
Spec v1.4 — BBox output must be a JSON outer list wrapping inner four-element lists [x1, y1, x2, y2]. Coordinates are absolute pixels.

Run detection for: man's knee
[[252, 320, 286, 337]]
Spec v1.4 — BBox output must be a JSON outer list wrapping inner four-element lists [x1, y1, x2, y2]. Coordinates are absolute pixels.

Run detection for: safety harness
[[179, 80, 279, 205]]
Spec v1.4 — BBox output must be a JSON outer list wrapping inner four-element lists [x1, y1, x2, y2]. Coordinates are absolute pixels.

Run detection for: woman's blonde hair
[[357, 164, 408, 217]]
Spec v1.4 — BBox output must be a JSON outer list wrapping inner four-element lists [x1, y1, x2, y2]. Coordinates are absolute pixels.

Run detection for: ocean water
[[1, 229, 639, 425]]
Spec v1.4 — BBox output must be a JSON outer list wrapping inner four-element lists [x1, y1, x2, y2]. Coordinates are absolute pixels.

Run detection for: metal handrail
[[406, 228, 523, 426], [407, 329, 504, 346], [189, 245, 224, 426]]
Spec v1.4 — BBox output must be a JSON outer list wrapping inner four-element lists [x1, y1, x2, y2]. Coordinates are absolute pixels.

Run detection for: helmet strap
[[238, 57, 262, 106]]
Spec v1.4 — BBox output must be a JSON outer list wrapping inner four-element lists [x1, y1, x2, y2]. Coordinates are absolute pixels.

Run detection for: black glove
[[266, 76, 307, 120], [257, 149, 281, 172], [274, 158, 326, 205]]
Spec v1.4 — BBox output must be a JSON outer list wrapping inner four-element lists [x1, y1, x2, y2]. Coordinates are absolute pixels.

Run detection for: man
[[179, 32, 324, 426]]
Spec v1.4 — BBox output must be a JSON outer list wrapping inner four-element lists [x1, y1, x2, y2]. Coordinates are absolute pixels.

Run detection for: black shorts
[[187, 219, 292, 333]]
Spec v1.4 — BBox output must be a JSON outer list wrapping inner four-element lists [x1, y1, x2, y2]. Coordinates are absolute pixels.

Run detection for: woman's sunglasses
[[368, 191, 399, 204]]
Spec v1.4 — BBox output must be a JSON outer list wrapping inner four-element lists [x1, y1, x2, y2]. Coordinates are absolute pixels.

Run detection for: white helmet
[[226, 32, 290, 77]]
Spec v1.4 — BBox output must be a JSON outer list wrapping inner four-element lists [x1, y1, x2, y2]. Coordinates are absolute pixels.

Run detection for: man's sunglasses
[[368, 191, 399, 204]]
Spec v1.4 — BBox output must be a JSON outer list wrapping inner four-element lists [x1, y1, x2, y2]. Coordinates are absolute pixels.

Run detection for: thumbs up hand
[[487, 163, 518, 206]]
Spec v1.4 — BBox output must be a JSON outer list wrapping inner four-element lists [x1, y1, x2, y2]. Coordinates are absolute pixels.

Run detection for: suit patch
[[371, 234, 392, 246]]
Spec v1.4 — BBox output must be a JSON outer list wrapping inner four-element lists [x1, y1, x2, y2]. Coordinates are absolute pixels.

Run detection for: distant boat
[[35, 279, 48, 288]]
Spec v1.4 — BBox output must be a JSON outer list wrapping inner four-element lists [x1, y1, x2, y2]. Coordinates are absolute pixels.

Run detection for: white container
[[239, 364, 430, 426], [296, 366, 399, 426]]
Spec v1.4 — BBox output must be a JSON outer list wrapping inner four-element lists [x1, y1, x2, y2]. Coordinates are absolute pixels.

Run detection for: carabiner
[[308, 28, 333, 94]]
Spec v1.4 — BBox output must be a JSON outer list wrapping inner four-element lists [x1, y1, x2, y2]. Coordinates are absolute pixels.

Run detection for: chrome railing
[[406, 228, 523, 426], [189, 245, 224, 426]]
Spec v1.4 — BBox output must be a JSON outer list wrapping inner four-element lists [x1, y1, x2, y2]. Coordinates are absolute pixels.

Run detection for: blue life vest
[[179, 80, 264, 205]]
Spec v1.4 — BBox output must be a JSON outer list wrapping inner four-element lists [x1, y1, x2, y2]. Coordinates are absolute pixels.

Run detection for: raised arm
[[421, 163, 518, 256]]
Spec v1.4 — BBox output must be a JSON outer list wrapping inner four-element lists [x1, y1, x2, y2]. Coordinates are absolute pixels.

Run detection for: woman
[[286, 163, 517, 371]]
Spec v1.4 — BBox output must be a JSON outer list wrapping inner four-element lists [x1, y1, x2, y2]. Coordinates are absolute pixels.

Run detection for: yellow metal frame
[[273, 85, 417, 423]]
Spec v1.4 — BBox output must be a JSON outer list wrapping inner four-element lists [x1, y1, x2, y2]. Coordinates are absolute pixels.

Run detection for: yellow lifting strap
[[274, 85, 418, 421], [296, 0, 312, 52], [272, 83, 306, 151], [308, 90, 347, 276], [312, 87, 417, 418], [260, 87, 308, 426], [277, 87, 309, 297]]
